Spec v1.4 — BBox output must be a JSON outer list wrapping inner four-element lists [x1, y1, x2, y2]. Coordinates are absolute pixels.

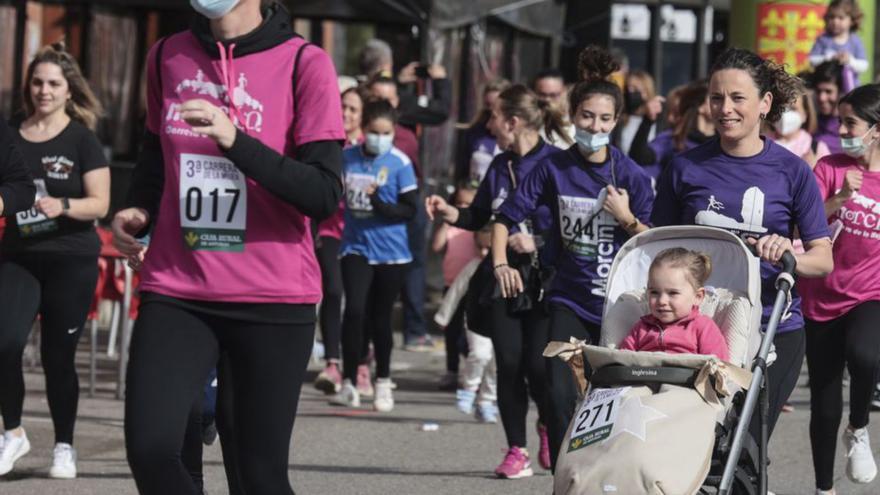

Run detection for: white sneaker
[[373, 378, 394, 412], [329, 379, 360, 407], [815, 489, 835, 495], [0, 430, 31, 476], [843, 426, 878, 483], [49, 443, 77, 479]]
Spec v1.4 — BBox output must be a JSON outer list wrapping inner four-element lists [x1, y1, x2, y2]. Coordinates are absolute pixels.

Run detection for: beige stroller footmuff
[[548, 344, 752, 495]]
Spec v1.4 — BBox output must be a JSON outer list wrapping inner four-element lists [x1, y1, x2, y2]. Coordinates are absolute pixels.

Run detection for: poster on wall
[[755, 1, 826, 74]]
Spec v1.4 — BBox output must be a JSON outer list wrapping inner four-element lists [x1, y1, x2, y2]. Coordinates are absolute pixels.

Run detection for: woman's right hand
[[494, 264, 523, 298], [425, 194, 458, 223], [112, 208, 149, 258], [840, 169, 863, 199]]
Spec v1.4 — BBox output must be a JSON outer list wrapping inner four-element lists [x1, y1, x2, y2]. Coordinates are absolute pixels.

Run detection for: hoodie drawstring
[[216, 41, 242, 130]]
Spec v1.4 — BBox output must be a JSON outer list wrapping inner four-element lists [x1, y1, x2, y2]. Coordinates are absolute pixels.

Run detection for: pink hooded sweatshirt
[[619, 307, 729, 361]]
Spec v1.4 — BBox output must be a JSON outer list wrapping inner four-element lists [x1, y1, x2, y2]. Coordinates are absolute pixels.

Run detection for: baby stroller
[[547, 226, 796, 495]]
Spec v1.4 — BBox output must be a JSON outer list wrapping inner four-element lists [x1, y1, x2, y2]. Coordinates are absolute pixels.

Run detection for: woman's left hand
[[36, 197, 64, 219], [747, 234, 793, 265], [364, 183, 378, 196], [180, 99, 237, 150], [602, 185, 634, 224]]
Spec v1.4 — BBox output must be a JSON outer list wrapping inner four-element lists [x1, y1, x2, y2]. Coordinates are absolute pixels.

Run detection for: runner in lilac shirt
[[492, 45, 654, 470], [652, 48, 832, 439]]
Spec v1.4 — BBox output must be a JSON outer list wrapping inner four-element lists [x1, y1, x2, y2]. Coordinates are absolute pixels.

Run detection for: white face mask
[[575, 128, 610, 154], [841, 124, 877, 158], [365, 133, 394, 156], [773, 110, 803, 136], [190, 0, 240, 19]]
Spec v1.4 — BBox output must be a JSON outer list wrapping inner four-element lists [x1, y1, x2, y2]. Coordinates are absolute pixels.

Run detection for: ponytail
[[537, 97, 573, 145], [569, 45, 624, 119], [497, 84, 572, 145]]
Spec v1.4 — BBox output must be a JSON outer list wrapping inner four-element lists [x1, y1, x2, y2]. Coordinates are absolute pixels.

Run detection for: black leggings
[[445, 290, 465, 373], [491, 299, 550, 449], [747, 328, 806, 445], [316, 236, 343, 361], [806, 302, 880, 490], [340, 255, 408, 381], [545, 303, 601, 471], [0, 254, 98, 445], [124, 297, 314, 495]]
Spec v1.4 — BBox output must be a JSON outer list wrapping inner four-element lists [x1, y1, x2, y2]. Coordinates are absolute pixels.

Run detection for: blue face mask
[[365, 133, 394, 156], [190, 0, 240, 19], [575, 128, 610, 154], [841, 124, 877, 158]]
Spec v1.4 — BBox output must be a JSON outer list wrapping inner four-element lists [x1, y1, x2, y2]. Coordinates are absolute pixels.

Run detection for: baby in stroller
[[619, 247, 728, 361], [548, 226, 791, 495]]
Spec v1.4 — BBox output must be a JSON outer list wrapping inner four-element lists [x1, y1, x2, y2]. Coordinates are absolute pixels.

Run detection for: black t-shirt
[[3, 120, 107, 256]]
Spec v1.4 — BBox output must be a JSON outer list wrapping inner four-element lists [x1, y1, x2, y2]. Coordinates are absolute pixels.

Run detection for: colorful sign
[[755, 2, 826, 73]]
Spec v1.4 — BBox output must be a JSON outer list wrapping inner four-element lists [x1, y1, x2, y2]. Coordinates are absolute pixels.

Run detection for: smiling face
[[647, 263, 704, 324], [816, 81, 839, 117], [571, 94, 618, 134], [709, 68, 772, 146], [342, 91, 363, 135], [837, 101, 878, 153], [30, 62, 70, 118]]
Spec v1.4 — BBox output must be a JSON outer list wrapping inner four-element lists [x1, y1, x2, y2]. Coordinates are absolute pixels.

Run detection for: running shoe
[[49, 443, 77, 479], [815, 489, 836, 495], [843, 426, 877, 483], [404, 335, 436, 352], [456, 389, 476, 415], [475, 401, 498, 424], [0, 429, 30, 476], [374, 378, 395, 412], [202, 419, 218, 446], [438, 372, 458, 391], [871, 383, 880, 411], [329, 379, 361, 408], [494, 446, 533, 479], [356, 364, 374, 398], [536, 421, 552, 470], [314, 362, 343, 395]]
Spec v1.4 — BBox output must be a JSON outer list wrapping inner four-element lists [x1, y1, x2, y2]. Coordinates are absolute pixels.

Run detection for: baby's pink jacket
[[619, 307, 729, 361]]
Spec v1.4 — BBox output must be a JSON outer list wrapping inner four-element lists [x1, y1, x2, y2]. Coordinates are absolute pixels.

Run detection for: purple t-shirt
[[499, 145, 654, 323], [652, 137, 831, 333], [471, 140, 557, 235], [458, 123, 500, 185], [814, 114, 843, 155]]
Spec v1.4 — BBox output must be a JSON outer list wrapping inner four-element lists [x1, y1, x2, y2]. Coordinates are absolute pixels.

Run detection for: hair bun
[[578, 45, 619, 83]]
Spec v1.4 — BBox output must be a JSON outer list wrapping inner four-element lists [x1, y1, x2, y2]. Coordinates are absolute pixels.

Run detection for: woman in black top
[[0, 44, 109, 480], [0, 119, 35, 216]]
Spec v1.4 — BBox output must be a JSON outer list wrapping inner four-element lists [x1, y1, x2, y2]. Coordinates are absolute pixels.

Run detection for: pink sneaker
[[495, 446, 533, 479], [314, 362, 342, 395], [536, 421, 552, 470], [356, 364, 374, 398]]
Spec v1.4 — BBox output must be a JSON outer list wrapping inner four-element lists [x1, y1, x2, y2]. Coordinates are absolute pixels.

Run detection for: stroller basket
[[591, 365, 697, 388]]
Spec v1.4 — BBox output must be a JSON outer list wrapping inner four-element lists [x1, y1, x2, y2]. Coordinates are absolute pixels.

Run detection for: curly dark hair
[[709, 47, 804, 123], [569, 45, 623, 118]]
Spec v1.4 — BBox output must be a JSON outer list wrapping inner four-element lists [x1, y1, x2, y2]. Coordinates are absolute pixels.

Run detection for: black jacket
[[0, 119, 35, 216]]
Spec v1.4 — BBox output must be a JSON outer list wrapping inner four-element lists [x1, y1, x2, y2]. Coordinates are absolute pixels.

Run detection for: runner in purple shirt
[[652, 47, 833, 439], [491, 45, 654, 470], [810, 61, 845, 155]]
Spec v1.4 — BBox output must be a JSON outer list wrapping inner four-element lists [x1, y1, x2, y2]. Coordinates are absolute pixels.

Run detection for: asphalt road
[[1, 339, 879, 494]]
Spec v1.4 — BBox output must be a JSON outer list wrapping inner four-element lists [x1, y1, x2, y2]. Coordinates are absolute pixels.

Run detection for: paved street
[[2, 337, 879, 494]]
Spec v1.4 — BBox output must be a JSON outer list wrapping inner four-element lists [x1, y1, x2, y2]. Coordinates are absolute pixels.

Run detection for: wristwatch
[[61, 197, 70, 211]]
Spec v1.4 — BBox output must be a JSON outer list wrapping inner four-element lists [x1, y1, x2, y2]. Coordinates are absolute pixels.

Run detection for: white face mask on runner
[[190, 0, 241, 19]]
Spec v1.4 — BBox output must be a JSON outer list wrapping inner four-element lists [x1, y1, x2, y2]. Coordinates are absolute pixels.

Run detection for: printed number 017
[[185, 187, 241, 223]]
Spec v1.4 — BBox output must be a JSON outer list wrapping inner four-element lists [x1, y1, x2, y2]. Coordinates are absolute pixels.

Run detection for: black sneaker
[[202, 420, 218, 446]]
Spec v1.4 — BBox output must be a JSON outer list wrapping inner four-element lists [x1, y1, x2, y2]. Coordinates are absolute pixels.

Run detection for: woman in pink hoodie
[[619, 247, 729, 361]]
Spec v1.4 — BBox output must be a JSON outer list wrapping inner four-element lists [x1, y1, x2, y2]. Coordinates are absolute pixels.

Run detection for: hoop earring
[[759, 113, 766, 120]]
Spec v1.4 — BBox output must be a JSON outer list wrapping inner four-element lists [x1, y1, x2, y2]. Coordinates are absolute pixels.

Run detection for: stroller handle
[[747, 244, 797, 276]]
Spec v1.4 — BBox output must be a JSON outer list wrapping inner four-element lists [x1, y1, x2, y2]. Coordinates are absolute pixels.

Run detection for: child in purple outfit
[[809, 0, 868, 93]]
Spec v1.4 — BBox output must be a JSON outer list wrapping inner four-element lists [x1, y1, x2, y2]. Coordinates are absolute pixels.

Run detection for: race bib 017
[[17, 179, 58, 238], [568, 387, 630, 452], [179, 153, 247, 252]]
